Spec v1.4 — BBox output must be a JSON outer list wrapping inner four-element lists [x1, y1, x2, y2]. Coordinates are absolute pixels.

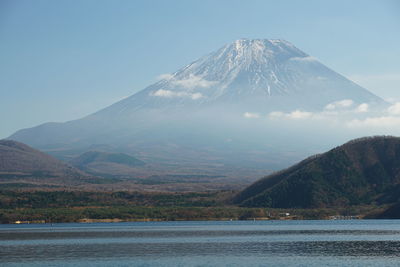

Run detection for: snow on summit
[[141, 38, 385, 111]]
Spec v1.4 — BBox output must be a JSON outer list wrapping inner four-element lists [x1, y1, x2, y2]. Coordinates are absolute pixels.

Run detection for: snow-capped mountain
[[9, 39, 387, 174], [97, 38, 384, 117]]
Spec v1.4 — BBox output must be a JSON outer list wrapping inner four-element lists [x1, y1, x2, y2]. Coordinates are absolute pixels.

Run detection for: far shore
[[5, 215, 367, 225]]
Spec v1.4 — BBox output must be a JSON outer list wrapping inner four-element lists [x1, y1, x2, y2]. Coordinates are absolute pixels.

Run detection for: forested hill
[[234, 136, 400, 208]]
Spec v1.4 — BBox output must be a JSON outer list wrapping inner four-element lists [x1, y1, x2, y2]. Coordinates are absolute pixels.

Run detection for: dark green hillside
[[234, 136, 400, 208]]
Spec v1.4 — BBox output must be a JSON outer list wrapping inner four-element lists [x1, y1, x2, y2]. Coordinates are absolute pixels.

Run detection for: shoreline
[[4, 215, 366, 225]]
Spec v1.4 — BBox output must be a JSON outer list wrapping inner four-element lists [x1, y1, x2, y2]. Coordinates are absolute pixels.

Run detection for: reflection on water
[[1, 220, 400, 266]]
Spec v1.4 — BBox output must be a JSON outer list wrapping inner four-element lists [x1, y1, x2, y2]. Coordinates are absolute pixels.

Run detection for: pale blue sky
[[1, 0, 399, 138]]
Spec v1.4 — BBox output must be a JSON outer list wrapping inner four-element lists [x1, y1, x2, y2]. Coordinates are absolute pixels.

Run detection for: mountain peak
[[153, 38, 311, 100], [233, 38, 292, 48], [97, 38, 385, 113], [219, 38, 307, 66], [232, 38, 303, 54]]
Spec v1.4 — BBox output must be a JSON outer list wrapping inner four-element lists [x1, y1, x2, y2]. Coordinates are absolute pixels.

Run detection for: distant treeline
[[0, 190, 224, 209], [0, 190, 382, 223]]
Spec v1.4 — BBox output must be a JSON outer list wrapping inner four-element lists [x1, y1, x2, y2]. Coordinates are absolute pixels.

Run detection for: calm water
[[1, 220, 400, 266]]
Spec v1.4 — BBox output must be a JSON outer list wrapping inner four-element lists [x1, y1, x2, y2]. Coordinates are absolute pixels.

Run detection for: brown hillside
[[0, 139, 90, 183]]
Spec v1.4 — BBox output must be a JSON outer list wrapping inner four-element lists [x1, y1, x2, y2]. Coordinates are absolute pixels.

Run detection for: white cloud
[[388, 102, 400, 115], [347, 116, 400, 128], [266, 101, 400, 132], [158, 73, 174, 80], [173, 74, 217, 89], [355, 103, 369, 113], [243, 112, 260, 118], [325, 99, 354, 110], [384, 97, 400, 104], [150, 89, 204, 100], [269, 111, 285, 119], [288, 110, 313, 119], [191, 92, 203, 100], [344, 102, 400, 130], [290, 56, 318, 62], [269, 110, 314, 120], [158, 73, 217, 89], [152, 89, 176, 98]]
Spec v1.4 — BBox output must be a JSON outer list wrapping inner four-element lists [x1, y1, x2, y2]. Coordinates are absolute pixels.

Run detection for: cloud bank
[[324, 99, 354, 110], [158, 73, 217, 89], [347, 116, 400, 128], [269, 110, 314, 120], [243, 112, 260, 118], [151, 89, 203, 100], [262, 99, 400, 131], [290, 56, 318, 62]]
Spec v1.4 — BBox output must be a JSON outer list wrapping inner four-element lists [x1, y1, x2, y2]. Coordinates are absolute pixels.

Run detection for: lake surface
[[1, 220, 400, 266]]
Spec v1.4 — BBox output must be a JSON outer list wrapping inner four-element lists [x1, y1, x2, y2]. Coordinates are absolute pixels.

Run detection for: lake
[[1, 220, 400, 266]]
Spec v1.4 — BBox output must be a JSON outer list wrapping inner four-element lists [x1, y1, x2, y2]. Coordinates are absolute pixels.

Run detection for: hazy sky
[[1, 0, 399, 138]]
